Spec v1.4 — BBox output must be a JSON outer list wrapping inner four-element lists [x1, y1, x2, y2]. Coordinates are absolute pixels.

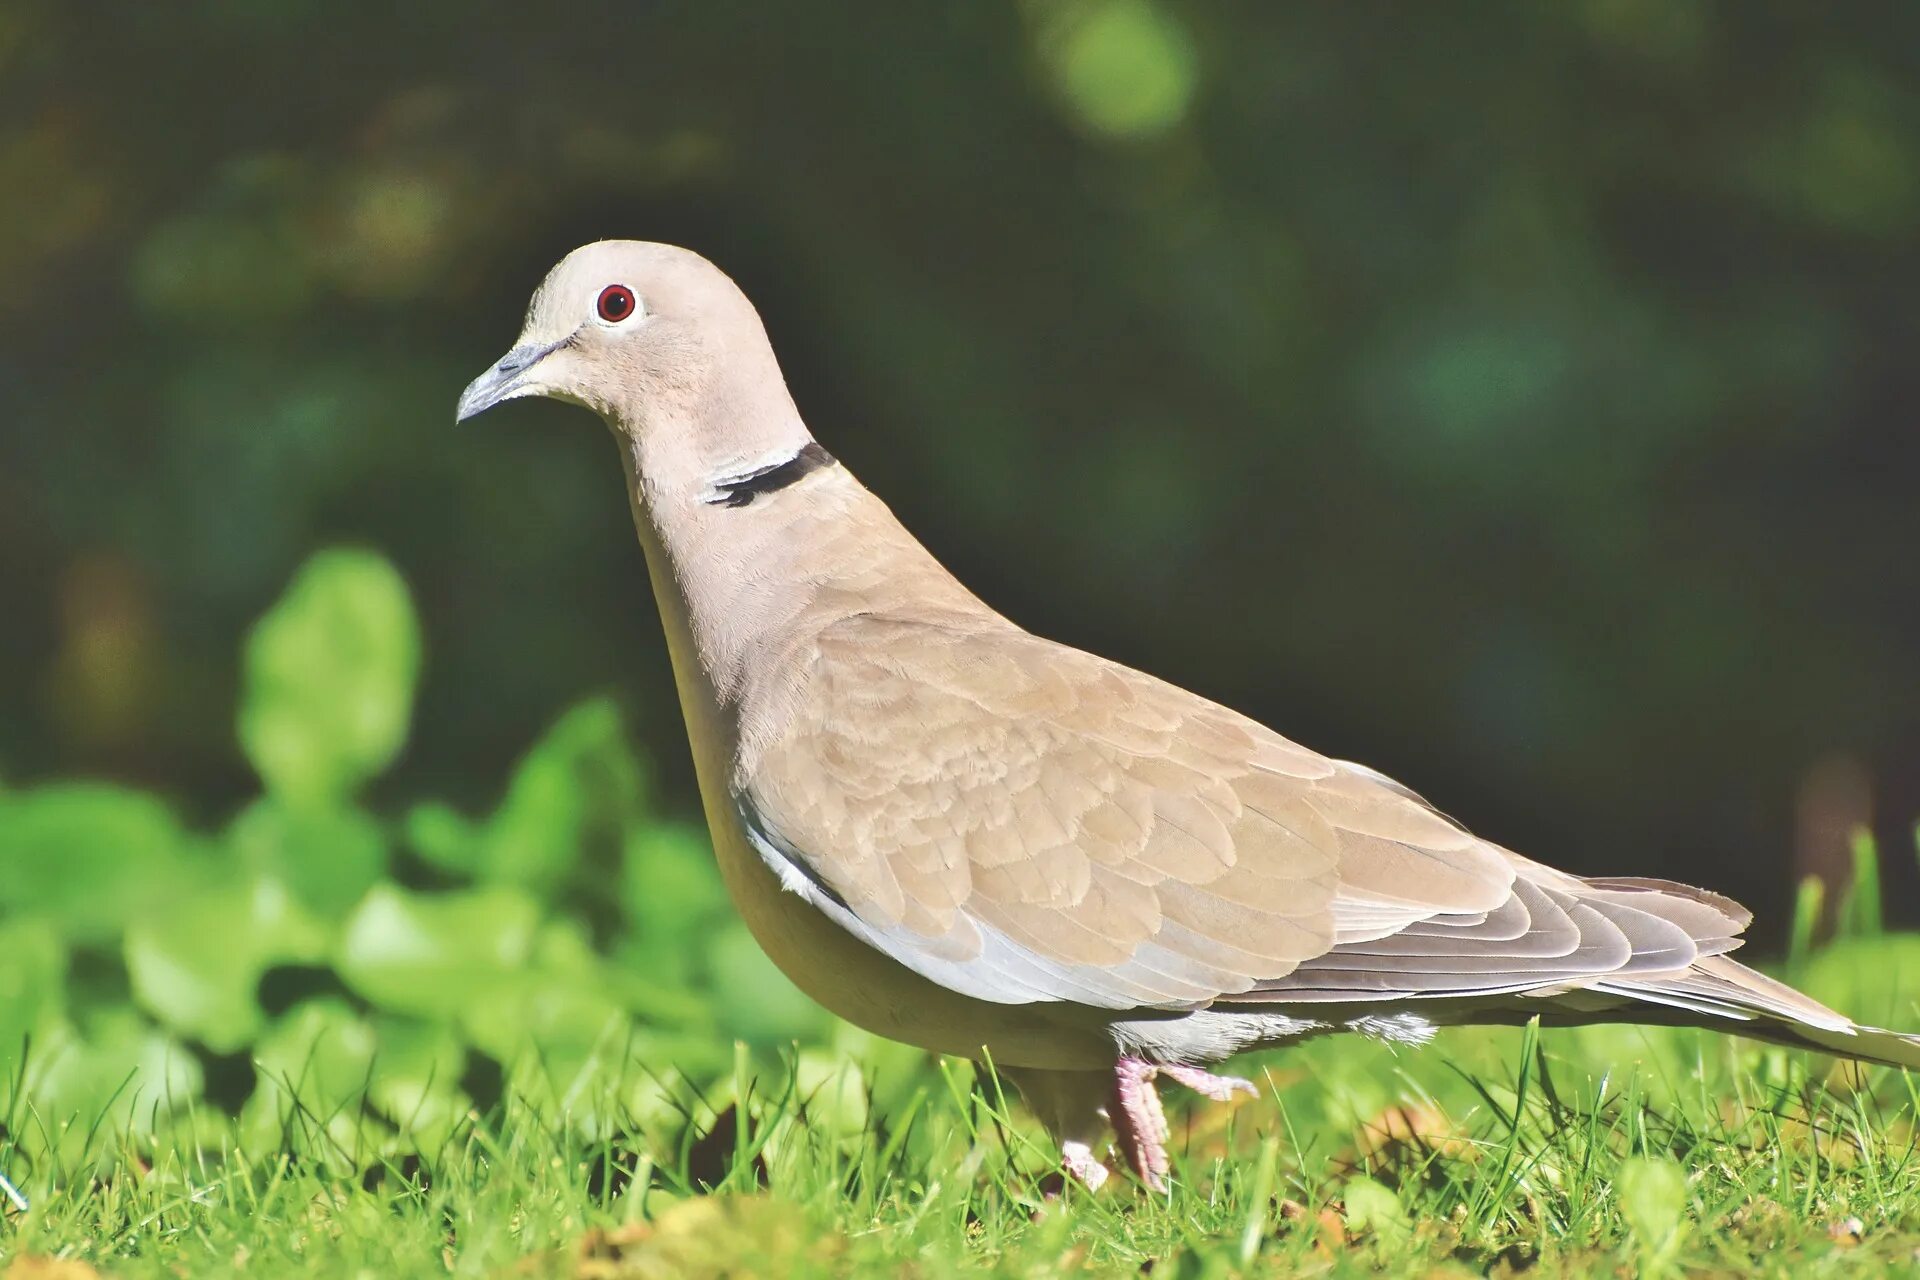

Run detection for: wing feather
[[743, 618, 1515, 1009], [741, 616, 1751, 1013]]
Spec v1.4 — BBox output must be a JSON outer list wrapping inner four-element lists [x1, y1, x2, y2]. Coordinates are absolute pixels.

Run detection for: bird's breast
[[632, 505, 1110, 1070]]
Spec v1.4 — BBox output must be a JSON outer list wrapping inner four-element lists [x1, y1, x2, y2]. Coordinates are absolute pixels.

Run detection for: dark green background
[[5, 1, 1918, 941]]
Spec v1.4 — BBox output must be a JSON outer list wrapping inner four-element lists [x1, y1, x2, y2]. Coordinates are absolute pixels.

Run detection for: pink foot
[[1159, 1063, 1258, 1103], [1108, 1058, 1256, 1191], [1060, 1140, 1110, 1192]]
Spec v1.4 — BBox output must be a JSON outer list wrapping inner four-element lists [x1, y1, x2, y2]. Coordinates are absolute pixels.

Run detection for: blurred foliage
[[238, 548, 420, 807], [0, 550, 829, 1171], [2, 3, 1918, 938]]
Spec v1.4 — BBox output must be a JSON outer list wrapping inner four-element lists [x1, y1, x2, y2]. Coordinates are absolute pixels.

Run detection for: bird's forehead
[[521, 249, 630, 332], [516, 240, 712, 340]]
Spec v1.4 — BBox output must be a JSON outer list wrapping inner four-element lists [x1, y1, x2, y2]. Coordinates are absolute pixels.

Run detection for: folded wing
[[739, 615, 1754, 1014]]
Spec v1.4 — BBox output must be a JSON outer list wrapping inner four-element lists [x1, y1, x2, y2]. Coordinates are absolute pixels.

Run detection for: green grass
[[7, 969, 1920, 1279]]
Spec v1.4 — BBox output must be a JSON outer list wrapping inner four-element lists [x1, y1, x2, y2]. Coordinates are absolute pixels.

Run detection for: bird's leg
[[1004, 1066, 1117, 1193], [1109, 1058, 1258, 1191], [1010, 1060, 1258, 1193], [1110, 1058, 1173, 1190]]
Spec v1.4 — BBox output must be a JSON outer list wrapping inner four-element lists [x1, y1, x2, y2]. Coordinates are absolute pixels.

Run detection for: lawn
[[5, 552, 1919, 1277], [7, 981, 1920, 1278]]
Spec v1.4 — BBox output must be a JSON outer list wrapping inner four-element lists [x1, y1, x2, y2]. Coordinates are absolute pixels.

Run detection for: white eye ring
[[596, 283, 640, 324]]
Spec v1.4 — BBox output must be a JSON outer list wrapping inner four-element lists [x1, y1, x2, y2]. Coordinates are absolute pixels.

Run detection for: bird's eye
[[597, 284, 637, 323]]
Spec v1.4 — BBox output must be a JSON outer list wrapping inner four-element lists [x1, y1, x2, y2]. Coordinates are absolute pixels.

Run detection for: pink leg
[[1108, 1058, 1258, 1191], [1110, 1058, 1172, 1190]]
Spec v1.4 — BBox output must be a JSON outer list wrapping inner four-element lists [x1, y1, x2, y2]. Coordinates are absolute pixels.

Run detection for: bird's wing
[[738, 613, 1685, 1011]]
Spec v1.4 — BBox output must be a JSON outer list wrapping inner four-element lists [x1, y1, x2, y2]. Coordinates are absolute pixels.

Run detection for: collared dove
[[458, 241, 1920, 1191]]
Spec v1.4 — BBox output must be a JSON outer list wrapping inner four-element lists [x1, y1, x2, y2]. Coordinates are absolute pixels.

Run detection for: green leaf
[[1837, 826, 1883, 939], [615, 822, 728, 1007], [125, 875, 329, 1052], [1617, 1155, 1688, 1264], [254, 999, 378, 1103], [228, 797, 387, 918], [463, 920, 637, 1090], [336, 882, 540, 1018], [0, 919, 66, 1075], [705, 921, 827, 1045], [1786, 874, 1824, 980], [403, 800, 483, 876], [240, 999, 382, 1166], [0, 784, 188, 943], [475, 698, 644, 888], [485, 983, 632, 1095], [1341, 1175, 1411, 1245], [366, 1016, 468, 1149], [1801, 934, 1920, 1031], [518, 917, 710, 1033], [23, 1011, 202, 1166], [622, 823, 728, 948], [793, 1049, 868, 1140], [239, 548, 421, 804]]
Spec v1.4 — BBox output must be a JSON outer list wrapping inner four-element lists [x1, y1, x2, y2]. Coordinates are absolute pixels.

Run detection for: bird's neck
[[617, 424, 995, 762]]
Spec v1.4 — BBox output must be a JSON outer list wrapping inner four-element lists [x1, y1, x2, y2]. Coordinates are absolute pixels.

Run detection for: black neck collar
[[705, 442, 838, 508]]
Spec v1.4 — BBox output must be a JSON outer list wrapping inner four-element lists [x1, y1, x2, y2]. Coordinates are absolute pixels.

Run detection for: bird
[[457, 240, 1920, 1191]]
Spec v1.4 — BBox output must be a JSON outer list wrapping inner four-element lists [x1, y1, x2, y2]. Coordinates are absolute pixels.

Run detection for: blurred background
[[2, 0, 1918, 1144]]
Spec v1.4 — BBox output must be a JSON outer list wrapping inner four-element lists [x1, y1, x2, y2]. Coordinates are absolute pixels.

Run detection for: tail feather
[[1247, 868, 1920, 1071], [1600, 953, 1920, 1071], [1781, 1021, 1920, 1072]]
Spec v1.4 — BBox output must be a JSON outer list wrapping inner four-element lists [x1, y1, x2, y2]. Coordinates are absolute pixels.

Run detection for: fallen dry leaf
[[1279, 1197, 1348, 1252], [567, 1197, 830, 1280], [3, 1259, 106, 1280], [576, 1222, 654, 1280], [1351, 1103, 1466, 1163]]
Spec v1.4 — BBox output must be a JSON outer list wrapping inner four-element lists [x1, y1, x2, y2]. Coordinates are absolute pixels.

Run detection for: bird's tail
[[1595, 952, 1920, 1070]]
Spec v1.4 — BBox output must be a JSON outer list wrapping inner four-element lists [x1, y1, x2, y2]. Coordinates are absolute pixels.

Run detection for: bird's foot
[[1059, 1139, 1110, 1192], [1157, 1062, 1258, 1103], [1108, 1057, 1257, 1192]]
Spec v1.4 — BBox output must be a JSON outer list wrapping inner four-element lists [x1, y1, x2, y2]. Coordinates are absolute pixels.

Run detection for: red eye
[[597, 284, 636, 322]]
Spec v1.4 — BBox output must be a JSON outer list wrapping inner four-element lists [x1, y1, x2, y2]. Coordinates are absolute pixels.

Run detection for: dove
[[458, 240, 1920, 1190]]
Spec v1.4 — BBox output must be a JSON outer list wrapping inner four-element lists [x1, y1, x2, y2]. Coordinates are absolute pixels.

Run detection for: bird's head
[[456, 242, 805, 466]]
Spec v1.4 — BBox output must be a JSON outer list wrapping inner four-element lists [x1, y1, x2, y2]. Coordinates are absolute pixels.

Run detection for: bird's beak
[[455, 338, 564, 423]]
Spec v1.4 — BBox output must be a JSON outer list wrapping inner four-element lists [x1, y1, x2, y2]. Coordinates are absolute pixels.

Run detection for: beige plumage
[[459, 241, 1920, 1190]]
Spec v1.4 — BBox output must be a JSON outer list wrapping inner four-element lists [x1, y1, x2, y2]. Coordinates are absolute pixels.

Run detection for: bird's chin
[[543, 387, 595, 411]]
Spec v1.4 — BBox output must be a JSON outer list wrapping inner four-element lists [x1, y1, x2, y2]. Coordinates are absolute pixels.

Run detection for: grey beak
[[455, 339, 563, 423]]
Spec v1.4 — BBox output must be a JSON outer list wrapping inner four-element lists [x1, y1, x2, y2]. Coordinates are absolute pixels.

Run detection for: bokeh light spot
[[1045, 0, 1198, 139]]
